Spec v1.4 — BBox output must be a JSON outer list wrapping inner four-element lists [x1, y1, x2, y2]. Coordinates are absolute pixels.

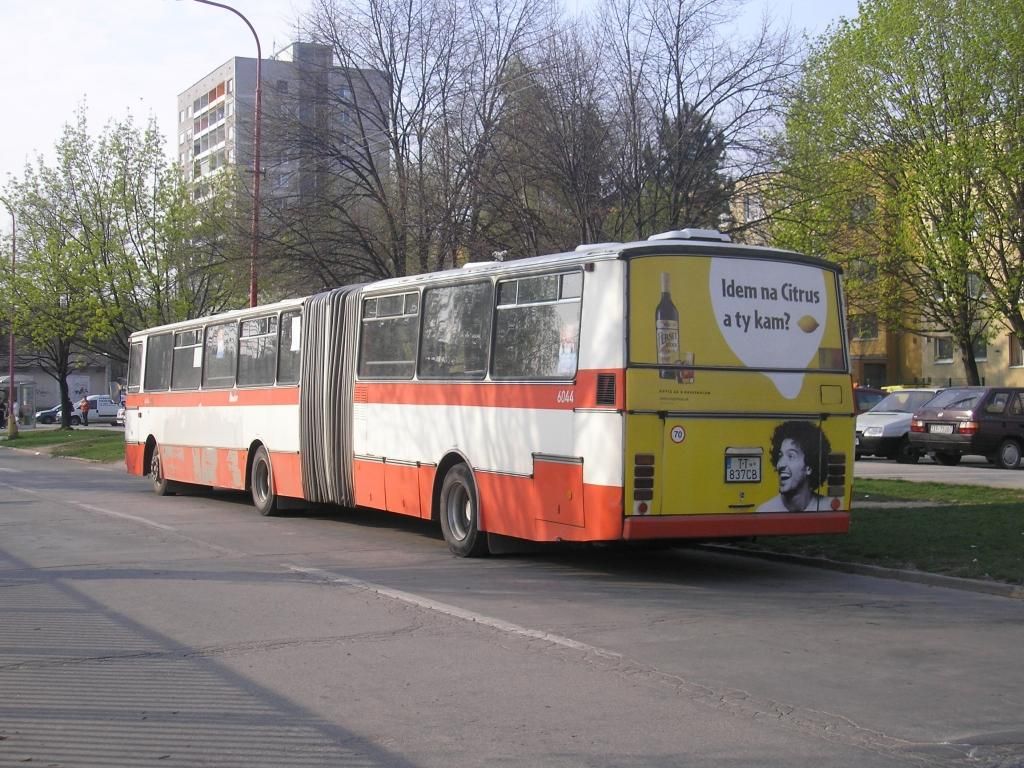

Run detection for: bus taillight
[[633, 453, 655, 513]]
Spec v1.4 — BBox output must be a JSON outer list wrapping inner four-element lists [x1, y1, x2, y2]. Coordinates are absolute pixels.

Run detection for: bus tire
[[250, 446, 279, 516], [151, 444, 177, 496], [439, 464, 488, 558]]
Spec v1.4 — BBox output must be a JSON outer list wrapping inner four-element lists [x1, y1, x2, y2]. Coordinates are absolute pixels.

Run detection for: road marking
[[74, 502, 177, 532], [285, 564, 622, 659]]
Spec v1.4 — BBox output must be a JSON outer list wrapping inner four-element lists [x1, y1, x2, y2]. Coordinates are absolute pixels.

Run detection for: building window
[[277, 79, 289, 93], [1011, 335, 1023, 367], [848, 313, 879, 341], [973, 336, 987, 362], [934, 337, 954, 363], [743, 194, 764, 223]]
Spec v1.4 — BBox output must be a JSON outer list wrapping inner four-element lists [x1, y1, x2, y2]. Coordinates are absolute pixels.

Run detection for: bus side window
[[358, 292, 419, 379], [238, 315, 278, 387], [127, 341, 144, 393], [144, 333, 173, 391], [203, 321, 238, 389], [419, 281, 493, 379], [171, 328, 203, 390], [278, 310, 301, 384], [492, 272, 582, 380]]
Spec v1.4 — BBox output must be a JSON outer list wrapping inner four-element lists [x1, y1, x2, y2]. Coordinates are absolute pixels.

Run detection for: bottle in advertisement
[[656, 272, 680, 379]]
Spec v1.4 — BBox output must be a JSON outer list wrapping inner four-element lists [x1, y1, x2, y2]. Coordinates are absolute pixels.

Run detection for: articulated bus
[[125, 229, 855, 556]]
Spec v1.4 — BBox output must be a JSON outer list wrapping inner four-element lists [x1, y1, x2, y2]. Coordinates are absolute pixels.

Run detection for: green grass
[[0, 428, 125, 463], [747, 479, 1024, 584]]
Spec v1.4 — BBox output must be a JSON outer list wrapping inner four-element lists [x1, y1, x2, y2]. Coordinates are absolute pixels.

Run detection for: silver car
[[856, 388, 942, 463]]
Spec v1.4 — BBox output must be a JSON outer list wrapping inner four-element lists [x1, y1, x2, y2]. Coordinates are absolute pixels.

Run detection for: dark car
[[854, 386, 886, 414], [34, 404, 83, 426], [909, 386, 1024, 468]]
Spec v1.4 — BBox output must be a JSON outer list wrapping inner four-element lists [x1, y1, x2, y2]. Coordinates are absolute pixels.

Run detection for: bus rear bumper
[[623, 511, 850, 540]]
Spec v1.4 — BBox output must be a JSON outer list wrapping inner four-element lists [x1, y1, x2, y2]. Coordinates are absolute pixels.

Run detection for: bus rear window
[[629, 255, 846, 373]]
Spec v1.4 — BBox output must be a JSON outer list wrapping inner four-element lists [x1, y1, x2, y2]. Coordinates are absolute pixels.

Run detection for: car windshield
[[923, 388, 982, 411], [870, 390, 938, 413]]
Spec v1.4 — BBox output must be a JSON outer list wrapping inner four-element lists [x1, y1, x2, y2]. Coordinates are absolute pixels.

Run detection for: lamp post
[[192, 0, 262, 307], [0, 196, 17, 438]]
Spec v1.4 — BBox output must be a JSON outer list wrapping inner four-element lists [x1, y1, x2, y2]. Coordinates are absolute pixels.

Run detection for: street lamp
[[0, 195, 17, 438], [191, 0, 262, 308]]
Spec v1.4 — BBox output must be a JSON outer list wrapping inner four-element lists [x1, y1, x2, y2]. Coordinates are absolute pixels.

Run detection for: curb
[[702, 544, 1024, 599]]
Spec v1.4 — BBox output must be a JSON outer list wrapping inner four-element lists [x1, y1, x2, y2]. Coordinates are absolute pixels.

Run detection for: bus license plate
[[929, 424, 954, 434], [725, 455, 761, 483]]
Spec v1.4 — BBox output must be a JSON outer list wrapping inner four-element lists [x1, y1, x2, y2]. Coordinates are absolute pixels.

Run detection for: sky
[[0, 0, 859, 201]]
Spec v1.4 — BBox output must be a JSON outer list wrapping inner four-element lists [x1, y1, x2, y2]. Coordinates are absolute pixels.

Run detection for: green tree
[[2, 111, 243, 427], [774, 0, 1024, 384]]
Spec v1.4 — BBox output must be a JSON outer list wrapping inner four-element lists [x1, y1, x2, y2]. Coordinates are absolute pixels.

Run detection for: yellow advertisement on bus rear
[[626, 253, 853, 519]]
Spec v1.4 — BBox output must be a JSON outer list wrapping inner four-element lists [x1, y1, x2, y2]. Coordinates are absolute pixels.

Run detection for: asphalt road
[[1, 450, 1022, 768], [855, 454, 1024, 488]]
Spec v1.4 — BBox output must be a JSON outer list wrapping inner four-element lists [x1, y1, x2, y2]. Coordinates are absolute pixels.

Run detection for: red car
[[854, 386, 886, 414]]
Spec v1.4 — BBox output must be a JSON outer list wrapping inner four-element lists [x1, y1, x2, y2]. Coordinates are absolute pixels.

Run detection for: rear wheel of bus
[[439, 464, 488, 557], [250, 446, 279, 516]]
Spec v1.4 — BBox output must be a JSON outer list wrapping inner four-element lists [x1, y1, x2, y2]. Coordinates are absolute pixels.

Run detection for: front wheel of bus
[[250, 446, 279, 516], [439, 464, 488, 558], [151, 445, 175, 496]]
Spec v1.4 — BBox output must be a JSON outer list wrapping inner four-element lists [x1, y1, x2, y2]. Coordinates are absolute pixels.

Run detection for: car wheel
[[895, 438, 920, 464], [250, 446, 279, 516], [995, 439, 1022, 470], [70, 416, 81, 426], [933, 451, 962, 466], [439, 464, 489, 557], [151, 445, 176, 496]]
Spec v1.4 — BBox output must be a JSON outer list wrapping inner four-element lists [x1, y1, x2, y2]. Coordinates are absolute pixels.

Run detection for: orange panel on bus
[[533, 460, 584, 528], [384, 462, 422, 518], [623, 511, 849, 539], [125, 443, 145, 476], [475, 471, 624, 543], [270, 452, 304, 499], [353, 458, 387, 508]]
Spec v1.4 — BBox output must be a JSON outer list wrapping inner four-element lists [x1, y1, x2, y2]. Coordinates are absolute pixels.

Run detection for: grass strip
[[1, 429, 124, 463], [747, 504, 1024, 584]]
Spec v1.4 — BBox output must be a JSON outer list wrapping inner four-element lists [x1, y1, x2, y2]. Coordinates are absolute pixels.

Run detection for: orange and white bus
[[125, 229, 855, 556]]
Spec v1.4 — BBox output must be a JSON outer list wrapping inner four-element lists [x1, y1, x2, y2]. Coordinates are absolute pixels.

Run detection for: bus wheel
[[151, 445, 176, 496], [250, 446, 279, 516], [439, 464, 488, 557]]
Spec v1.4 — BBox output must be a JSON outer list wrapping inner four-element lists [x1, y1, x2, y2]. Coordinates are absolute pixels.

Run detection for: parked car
[[115, 405, 126, 426], [855, 388, 941, 463], [909, 386, 1024, 469], [34, 403, 83, 426], [854, 386, 886, 414]]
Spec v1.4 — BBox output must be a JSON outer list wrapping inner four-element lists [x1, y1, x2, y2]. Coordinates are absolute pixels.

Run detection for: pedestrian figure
[[78, 397, 90, 426]]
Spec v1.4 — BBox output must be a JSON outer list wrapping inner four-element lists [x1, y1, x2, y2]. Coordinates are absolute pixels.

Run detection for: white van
[[83, 394, 122, 425]]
